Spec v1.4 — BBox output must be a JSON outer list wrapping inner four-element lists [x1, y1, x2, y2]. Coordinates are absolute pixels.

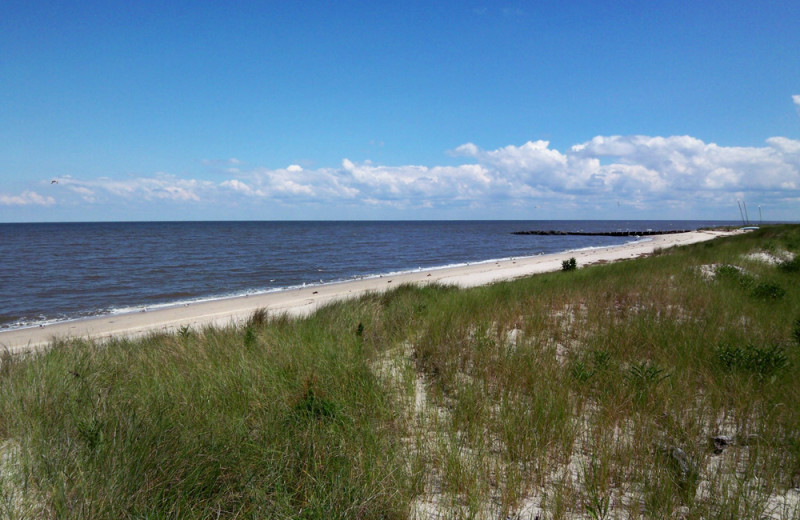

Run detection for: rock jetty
[[511, 229, 692, 237]]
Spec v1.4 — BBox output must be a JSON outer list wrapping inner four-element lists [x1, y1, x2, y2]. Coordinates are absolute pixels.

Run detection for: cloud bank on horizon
[[4, 131, 799, 221]]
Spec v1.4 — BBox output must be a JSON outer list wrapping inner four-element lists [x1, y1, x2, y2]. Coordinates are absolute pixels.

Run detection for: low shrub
[[751, 281, 786, 300], [715, 343, 788, 377], [778, 257, 800, 273]]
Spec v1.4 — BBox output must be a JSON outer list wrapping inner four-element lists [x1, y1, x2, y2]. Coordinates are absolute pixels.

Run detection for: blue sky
[[2, 1, 799, 222]]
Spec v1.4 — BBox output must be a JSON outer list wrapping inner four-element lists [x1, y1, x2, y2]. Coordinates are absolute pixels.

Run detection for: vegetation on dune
[[1, 225, 799, 519]]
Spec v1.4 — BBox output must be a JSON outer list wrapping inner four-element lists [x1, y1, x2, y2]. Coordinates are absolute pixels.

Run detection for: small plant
[[590, 349, 611, 372], [247, 307, 268, 328], [778, 256, 800, 273], [778, 256, 799, 273], [243, 326, 257, 347], [178, 324, 192, 338], [570, 361, 594, 384], [714, 264, 742, 278], [583, 457, 611, 520], [294, 376, 339, 419], [356, 322, 364, 337], [751, 281, 786, 300], [714, 264, 754, 288], [715, 343, 788, 377], [793, 318, 800, 346], [562, 257, 577, 271], [72, 413, 104, 451], [624, 360, 670, 402]]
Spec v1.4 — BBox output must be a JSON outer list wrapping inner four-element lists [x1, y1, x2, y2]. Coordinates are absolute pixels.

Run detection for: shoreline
[[2, 236, 653, 331], [0, 230, 739, 354]]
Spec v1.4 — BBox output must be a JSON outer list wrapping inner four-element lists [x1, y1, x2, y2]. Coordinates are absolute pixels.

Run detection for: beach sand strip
[[0, 230, 739, 354]]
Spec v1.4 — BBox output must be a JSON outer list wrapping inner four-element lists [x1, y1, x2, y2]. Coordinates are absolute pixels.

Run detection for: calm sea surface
[[0, 220, 735, 329]]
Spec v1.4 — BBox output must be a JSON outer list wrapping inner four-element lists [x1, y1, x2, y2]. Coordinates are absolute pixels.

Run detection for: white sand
[[0, 229, 739, 354]]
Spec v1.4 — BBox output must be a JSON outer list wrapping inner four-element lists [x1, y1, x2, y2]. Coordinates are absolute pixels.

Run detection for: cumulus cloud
[[0, 190, 55, 206], [457, 135, 800, 197], [794, 95, 800, 115], [30, 135, 800, 218], [57, 174, 213, 203]]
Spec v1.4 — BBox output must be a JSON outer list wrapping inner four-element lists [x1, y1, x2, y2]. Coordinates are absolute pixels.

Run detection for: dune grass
[[1, 225, 799, 519]]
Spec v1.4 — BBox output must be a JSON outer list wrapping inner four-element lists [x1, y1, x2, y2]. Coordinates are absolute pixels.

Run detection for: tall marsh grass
[[1, 225, 799, 518]]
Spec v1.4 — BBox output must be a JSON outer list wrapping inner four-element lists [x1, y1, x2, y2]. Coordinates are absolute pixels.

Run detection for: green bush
[[778, 257, 800, 273], [562, 257, 577, 271], [793, 318, 800, 346], [715, 343, 788, 377], [751, 281, 786, 300]]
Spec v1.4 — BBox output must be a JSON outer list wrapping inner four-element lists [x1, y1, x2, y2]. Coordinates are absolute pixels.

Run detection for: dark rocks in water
[[511, 229, 692, 237]]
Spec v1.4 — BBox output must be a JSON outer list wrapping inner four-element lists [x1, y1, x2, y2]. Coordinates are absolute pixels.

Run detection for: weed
[[714, 264, 742, 279], [0, 348, 12, 379], [178, 324, 191, 338], [583, 457, 611, 520], [715, 264, 756, 290], [570, 361, 594, 384], [247, 307, 268, 327], [590, 349, 611, 372], [624, 360, 670, 403], [294, 376, 339, 419], [72, 413, 104, 451], [243, 326, 257, 347], [779, 257, 800, 273], [562, 257, 577, 271], [751, 281, 786, 300], [715, 343, 788, 377], [793, 318, 800, 346]]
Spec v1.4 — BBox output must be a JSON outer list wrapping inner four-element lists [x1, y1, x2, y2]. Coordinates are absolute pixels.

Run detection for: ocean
[[0, 220, 735, 329]]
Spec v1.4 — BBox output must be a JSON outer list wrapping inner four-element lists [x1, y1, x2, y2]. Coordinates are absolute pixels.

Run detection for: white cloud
[[767, 136, 800, 154], [221, 179, 255, 195], [0, 190, 55, 206], [68, 186, 96, 202], [57, 175, 211, 203], [26, 133, 800, 218], [794, 94, 800, 108]]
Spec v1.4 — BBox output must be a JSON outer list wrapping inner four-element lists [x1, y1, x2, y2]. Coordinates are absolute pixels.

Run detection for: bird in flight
[[51, 180, 58, 184]]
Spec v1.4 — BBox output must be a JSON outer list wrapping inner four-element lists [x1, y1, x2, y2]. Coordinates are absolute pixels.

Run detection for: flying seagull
[[50, 180, 58, 184]]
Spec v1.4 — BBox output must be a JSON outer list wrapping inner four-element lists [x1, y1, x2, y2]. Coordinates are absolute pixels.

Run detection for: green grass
[[1, 225, 799, 519]]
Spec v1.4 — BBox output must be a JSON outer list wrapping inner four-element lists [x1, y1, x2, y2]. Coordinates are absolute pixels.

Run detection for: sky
[[2, 0, 799, 222]]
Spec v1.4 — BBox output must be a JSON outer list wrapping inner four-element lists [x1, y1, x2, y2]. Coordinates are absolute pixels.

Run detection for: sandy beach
[[0, 229, 737, 354]]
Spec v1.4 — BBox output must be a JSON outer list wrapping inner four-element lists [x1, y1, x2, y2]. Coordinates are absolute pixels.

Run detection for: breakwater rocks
[[512, 229, 692, 237]]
